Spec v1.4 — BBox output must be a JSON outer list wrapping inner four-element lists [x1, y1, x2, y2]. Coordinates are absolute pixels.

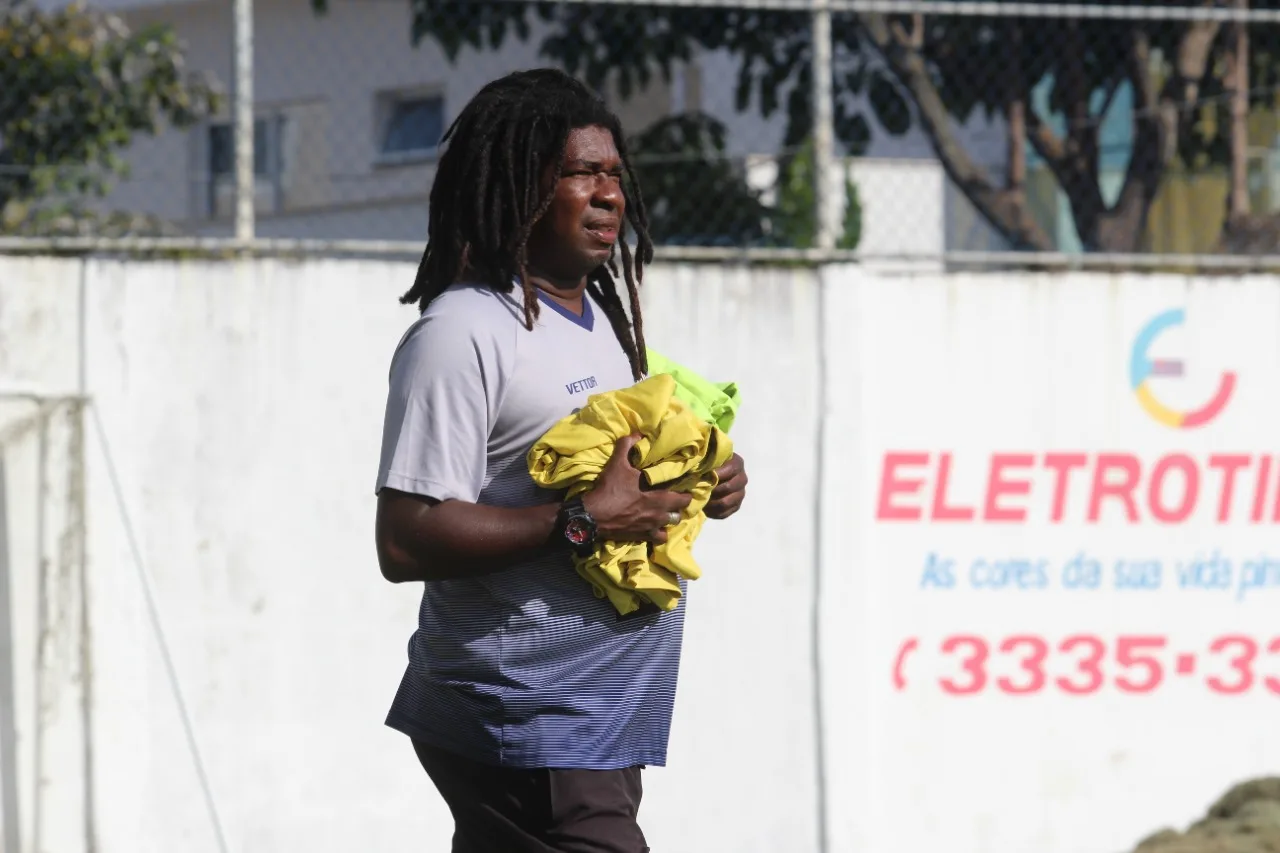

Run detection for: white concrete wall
[[2, 256, 1278, 853], [0, 255, 822, 853], [816, 268, 1280, 853]]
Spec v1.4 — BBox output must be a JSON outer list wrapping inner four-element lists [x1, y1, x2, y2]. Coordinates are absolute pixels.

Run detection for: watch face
[[565, 518, 592, 546]]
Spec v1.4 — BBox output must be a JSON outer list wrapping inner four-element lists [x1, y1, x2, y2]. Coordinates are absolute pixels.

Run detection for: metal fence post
[[811, 0, 837, 250], [233, 0, 255, 242]]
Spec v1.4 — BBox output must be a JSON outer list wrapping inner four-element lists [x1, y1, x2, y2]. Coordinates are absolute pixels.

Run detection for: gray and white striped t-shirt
[[375, 281, 686, 770]]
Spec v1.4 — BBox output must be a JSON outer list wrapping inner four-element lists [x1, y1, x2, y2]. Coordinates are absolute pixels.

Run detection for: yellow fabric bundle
[[527, 373, 734, 615]]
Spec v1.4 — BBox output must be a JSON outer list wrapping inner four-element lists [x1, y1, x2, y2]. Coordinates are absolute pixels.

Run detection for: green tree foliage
[[624, 114, 862, 248], [624, 112, 770, 246], [770, 136, 862, 250], [352, 0, 1280, 252], [0, 1, 218, 235]]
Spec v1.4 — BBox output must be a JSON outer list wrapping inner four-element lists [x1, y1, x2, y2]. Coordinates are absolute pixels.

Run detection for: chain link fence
[[5, 0, 1280, 265]]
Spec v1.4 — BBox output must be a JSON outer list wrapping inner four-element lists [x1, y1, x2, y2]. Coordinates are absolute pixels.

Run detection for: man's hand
[[583, 435, 693, 544], [706, 453, 748, 520]]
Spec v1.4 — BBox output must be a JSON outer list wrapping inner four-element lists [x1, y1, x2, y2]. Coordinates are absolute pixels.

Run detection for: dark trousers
[[413, 739, 650, 853]]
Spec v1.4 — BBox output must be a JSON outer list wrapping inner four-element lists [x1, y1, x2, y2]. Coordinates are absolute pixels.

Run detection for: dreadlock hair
[[400, 68, 655, 380]]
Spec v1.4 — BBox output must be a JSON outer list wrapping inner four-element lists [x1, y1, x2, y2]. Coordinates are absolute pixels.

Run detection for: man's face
[[526, 125, 625, 288]]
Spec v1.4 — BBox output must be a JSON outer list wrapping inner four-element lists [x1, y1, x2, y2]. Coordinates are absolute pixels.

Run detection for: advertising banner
[[821, 272, 1280, 853]]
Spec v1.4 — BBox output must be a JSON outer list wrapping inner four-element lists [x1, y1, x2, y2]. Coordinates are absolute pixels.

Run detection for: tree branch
[[1161, 12, 1221, 163], [1061, 22, 1099, 190], [861, 12, 1052, 250], [1094, 79, 1123, 125], [1226, 0, 1250, 221], [1100, 29, 1161, 249], [1025, 108, 1070, 184], [890, 13, 924, 49], [1037, 19, 1109, 247], [1101, 12, 1219, 250], [1005, 23, 1026, 195]]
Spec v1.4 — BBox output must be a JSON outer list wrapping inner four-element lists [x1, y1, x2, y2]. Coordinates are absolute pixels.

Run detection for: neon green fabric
[[645, 349, 742, 434]]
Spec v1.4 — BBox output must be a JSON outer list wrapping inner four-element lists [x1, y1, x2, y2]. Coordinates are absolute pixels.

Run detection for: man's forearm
[[377, 493, 563, 582]]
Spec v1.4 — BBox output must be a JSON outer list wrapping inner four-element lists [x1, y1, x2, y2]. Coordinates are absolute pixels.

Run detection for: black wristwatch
[[555, 497, 598, 557]]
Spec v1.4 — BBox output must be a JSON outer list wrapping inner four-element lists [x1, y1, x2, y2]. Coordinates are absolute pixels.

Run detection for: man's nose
[[594, 175, 623, 210]]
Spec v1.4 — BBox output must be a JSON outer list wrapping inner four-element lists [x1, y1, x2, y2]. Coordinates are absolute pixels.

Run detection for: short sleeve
[[374, 313, 506, 503]]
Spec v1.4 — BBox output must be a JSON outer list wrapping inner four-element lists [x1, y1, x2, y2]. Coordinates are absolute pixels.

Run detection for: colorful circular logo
[[1130, 308, 1235, 429]]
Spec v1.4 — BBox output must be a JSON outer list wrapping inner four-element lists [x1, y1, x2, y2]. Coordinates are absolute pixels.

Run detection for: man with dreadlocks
[[372, 68, 749, 852]]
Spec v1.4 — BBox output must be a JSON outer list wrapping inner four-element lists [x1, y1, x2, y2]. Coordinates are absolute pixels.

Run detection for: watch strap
[[556, 497, 597, 556]]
